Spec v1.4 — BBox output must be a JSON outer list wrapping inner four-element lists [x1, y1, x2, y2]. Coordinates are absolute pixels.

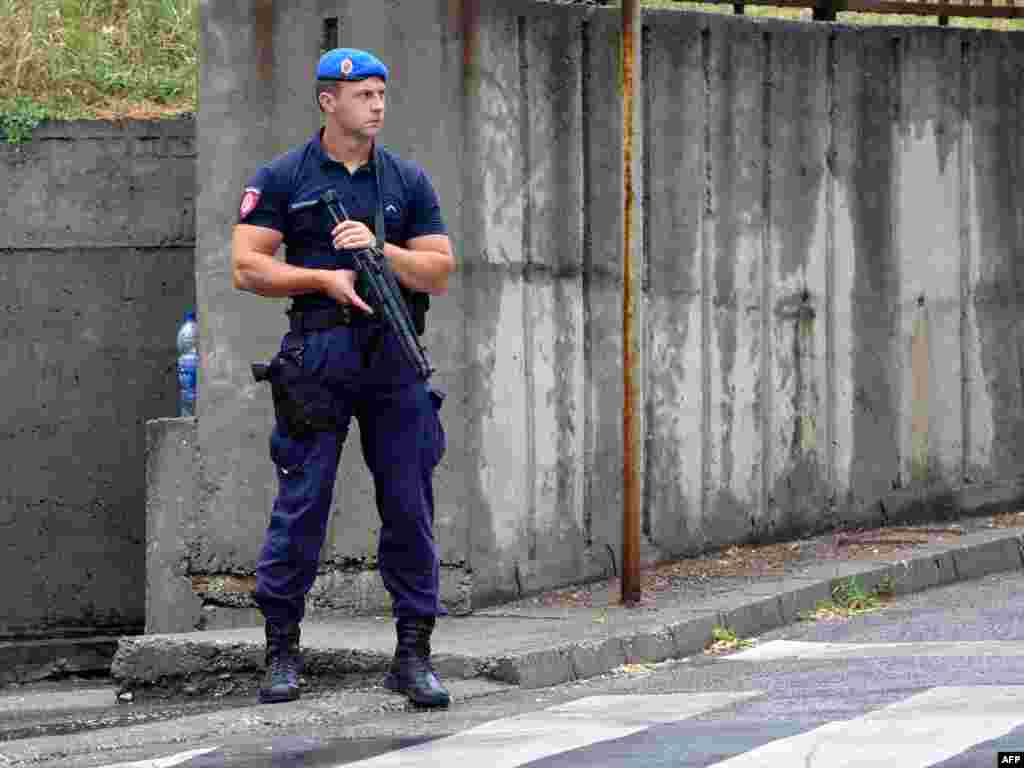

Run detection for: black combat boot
[[382, 616, 450, 708], [258, 622, 302, 704]]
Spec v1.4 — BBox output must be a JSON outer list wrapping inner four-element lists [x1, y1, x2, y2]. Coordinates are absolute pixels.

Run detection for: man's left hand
[[332, 220, 377, 251]]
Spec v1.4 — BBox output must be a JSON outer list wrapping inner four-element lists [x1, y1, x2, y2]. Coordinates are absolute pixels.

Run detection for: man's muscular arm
[[383, 234, 454, 296], [232, 223, 372, 313], [330, 221, 454, 296], [232, 224, 313, 296]]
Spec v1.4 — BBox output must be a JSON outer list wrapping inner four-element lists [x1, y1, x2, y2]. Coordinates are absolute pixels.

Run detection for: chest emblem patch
[[239, 188, 261, 219]]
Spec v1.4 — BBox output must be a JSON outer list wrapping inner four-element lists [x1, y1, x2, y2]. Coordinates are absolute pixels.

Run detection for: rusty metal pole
[[621, 0, 643, 606], [254, 0, 275, 84]]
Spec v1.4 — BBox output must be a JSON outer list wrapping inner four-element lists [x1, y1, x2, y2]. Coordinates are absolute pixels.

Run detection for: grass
[[0, 0, 197, 141], [643, 0, 1024, 29], [0, 0, 1018, 142]]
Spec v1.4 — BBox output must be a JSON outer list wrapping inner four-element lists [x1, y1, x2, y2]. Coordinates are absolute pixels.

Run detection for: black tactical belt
[[287, 305, 353, 333]]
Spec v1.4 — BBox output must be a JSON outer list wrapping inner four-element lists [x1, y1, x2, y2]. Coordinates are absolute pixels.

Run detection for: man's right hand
[[320, 269, 374, 315]]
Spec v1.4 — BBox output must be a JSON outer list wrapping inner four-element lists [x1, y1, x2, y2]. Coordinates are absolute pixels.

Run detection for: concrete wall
[[1, 120, 196, 639], [152, 0, 1024, 630]]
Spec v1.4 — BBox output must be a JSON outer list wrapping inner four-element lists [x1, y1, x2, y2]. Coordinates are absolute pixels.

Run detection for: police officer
[[231, 48, 455, 708]]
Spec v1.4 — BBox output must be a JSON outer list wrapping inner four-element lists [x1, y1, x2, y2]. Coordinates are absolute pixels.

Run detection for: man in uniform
[[231, 48, 454, 708]]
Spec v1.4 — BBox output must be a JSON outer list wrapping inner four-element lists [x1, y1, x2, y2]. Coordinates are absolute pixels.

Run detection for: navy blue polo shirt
[[238, 130, 446, 311]]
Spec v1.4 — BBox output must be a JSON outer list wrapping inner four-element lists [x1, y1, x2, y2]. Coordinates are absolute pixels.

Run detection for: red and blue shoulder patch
[[239, 187, 261, 220]]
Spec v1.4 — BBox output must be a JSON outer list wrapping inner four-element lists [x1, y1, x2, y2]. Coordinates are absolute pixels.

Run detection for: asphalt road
[[7, 569, 1024, 767]]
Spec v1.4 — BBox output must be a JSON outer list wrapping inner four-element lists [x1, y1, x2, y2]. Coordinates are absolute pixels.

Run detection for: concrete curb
[[112, 527, 1024, 695], [0, 637, 121, 686], [494, 528, 1024, 689]]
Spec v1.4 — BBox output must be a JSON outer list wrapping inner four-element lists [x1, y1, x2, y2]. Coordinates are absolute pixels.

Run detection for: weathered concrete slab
[[0, 638, 120, 686], [1, 118, 196, 641]]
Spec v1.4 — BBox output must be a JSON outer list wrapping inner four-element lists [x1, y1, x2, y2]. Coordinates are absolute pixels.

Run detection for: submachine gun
[[320, 189, 433, 381]]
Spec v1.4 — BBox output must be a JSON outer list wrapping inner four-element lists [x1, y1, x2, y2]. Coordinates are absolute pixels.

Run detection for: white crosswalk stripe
[[335, 692, 761, 768], [708, 686, 1024, 767], [731, 639, 1024, 662], [94, 747, 219, 768]]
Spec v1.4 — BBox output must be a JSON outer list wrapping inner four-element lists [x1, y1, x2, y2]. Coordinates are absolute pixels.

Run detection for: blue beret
[[316, 48, 389, 82]]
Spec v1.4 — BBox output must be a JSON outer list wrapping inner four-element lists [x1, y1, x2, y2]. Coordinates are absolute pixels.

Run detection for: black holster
[[251, 334, 335, 439]]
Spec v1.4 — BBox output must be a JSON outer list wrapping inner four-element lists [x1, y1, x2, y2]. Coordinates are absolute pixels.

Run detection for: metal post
[[621, 0, 643, 606], [254, 0, 274, 84], [812, 0, 838, 21]]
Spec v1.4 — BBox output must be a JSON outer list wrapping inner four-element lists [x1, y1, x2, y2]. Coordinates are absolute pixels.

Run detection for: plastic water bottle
[[176, 311, 198, 418]]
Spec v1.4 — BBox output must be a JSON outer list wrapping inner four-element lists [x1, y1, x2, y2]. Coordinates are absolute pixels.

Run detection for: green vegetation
[[0, 96, 48, 144], [0, 0, 1018, 143], [800, 575, 896, 621], [0, 0, 197, 142], [643, 0, 1024, 29], [706, 624, 756, 653]]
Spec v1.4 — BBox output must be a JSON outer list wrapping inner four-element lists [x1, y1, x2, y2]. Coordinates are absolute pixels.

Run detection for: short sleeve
[[237, 165, 286, 231], [406, 168, 447, 240]]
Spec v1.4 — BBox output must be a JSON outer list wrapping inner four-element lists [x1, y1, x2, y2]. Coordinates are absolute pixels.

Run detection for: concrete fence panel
[[1, 120, 196, 638], [139, 1, 1024, 631]]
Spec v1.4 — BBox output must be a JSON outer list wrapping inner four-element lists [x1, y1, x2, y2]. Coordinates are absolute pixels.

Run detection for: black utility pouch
[[252, 335, 335, 439], [401, 288, 430, 335]]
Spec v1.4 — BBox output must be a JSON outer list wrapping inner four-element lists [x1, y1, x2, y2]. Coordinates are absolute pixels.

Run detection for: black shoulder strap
[[373, 146, 386, 249]]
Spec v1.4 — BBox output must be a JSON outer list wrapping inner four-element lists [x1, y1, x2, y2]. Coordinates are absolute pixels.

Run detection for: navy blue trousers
[[254, 321, 446, 625]]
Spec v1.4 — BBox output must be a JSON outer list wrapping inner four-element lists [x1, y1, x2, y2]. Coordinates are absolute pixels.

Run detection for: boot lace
[[268, 650, 300, 685]]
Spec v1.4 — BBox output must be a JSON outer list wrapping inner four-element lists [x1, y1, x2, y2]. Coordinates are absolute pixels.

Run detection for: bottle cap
[[185, 311, 196, 322]]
